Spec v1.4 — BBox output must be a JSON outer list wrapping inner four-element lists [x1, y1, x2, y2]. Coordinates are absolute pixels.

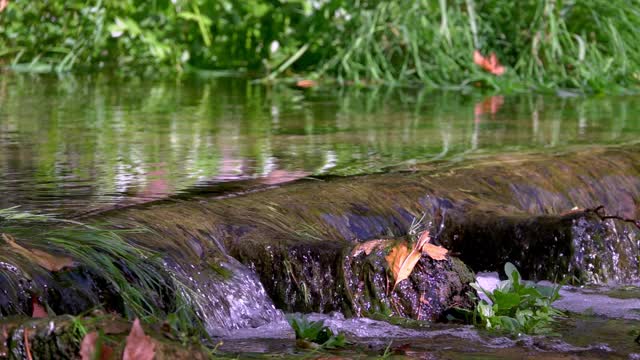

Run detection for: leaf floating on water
[[351, 239, 385, 257], [2, 233, 74, 272], [80, 332, 114, 360], [123, 319, 156, 360]]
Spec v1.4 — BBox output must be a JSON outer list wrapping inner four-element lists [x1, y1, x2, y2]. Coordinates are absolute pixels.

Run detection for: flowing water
[[2, 73, 640, 358], [1, 74, 639, 215]]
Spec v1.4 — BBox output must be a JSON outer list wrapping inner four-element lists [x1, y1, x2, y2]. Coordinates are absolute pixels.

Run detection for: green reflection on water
[[1, 74, 639, 213]]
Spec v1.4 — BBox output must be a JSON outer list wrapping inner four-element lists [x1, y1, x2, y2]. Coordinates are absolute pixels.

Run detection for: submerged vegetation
[[287, 315, 347, 350], [1, 0, 640, 92]]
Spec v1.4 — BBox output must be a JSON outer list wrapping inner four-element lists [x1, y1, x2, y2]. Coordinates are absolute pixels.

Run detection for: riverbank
[[2, 1, 640, 93]]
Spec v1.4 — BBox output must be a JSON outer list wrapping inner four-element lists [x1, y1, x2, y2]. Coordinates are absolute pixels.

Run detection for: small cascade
[[2, 144, 640, 340], [164, 256, 285, 336]]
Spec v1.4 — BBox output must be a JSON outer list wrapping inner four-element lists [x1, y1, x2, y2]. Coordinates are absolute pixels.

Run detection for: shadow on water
[[1, 74, 640, 214]]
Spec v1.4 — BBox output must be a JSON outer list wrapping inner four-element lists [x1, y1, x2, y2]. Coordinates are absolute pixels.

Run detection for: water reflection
[[0, 74, 639, 214]]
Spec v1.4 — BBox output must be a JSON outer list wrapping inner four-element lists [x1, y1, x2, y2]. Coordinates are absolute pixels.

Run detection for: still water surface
[[1, 74, 639, 214]]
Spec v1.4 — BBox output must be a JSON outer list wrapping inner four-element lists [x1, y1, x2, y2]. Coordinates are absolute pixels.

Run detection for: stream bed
[[1, 74, 640, 359]]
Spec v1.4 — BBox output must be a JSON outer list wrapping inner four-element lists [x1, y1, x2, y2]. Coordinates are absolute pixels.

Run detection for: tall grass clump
[[318, 0, 640, 92], [0, 207, 205, 336], [1, 0, 639, 92]]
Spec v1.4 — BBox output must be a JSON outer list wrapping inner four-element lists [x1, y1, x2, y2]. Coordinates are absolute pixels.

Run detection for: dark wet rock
[[0, 315, 210, 360], [344, 245, 474, 320], [232, 236, 475, 320]]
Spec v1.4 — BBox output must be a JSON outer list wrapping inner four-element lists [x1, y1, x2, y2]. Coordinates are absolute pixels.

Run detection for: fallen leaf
[[2, 233, 74, 272], [416, 231, 448, 261], [31, 296, 48, 318], [385, 231, 448, 288], [422, 243, 448, 261], [80, 332, 114, 360], [0, 0, 8, 13], [351, 239, 386, 257], [295, 79, 317, 89], [260, 170, 310, 185], [24, 329, 33, 360], [385, 241, 421, 290], [473, 50, 505, 76], [123, 319, 155, 360]]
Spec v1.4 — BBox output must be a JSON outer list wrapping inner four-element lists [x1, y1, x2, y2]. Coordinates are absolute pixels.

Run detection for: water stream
[[2, 74, 640, 358]]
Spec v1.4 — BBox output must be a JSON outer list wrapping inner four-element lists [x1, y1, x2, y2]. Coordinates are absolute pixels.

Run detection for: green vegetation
[[469, 263, 564, 335], [0, 207, 206, 337], [286, 315, 347, 349], [1, 0, 640, 92]]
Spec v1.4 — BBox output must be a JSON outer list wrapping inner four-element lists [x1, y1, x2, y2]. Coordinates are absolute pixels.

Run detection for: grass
[[0, 207, 206, 337], [1, 0, 639, 93]]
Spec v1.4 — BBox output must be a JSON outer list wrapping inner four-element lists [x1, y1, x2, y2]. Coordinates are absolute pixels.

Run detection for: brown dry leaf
[[385, 231, 449, 288], [415, 230, 448, 261], [123, 318, 156, 360], [351, 239, 386, 257], [24, 329, 33, 360], [80, 332, 114, 360], [385, 241, 422, 289], [422, 243, 448, 261], [2, 233, 74, 272]]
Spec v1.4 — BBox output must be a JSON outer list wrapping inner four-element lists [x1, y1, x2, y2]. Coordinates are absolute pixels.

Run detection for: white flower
[[270, 40, 280, 54]]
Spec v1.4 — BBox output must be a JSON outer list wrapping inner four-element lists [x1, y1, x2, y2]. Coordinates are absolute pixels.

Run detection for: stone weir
[[1, 145, 639, 337]]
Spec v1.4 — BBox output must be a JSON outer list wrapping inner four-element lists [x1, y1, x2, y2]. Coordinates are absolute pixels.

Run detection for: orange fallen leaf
[[295, 79, 317, 89], [386, 241, 421, 290], [80, 332, 114, 360], [385, 231, 448, 289], [2, 233, 74, 272], [24, 329, 33, 360], [473, 50, 505, 76], [351, 239, 386, 257], [421, 243, 448, 261], [416, 231, 448, 261], [123, 319, 155, 360]]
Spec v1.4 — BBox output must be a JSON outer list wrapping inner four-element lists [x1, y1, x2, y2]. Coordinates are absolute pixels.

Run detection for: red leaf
[[295, 79, 317, 89], [80, 332, 114, 360], [473, 50, 505, 76], [31, 296, 47, 318], [123, 319, 156, 360]]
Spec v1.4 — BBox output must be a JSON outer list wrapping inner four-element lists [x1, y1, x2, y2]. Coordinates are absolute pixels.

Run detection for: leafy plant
[[286, 315, 347, 350], [469, 262, 564, 335]]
